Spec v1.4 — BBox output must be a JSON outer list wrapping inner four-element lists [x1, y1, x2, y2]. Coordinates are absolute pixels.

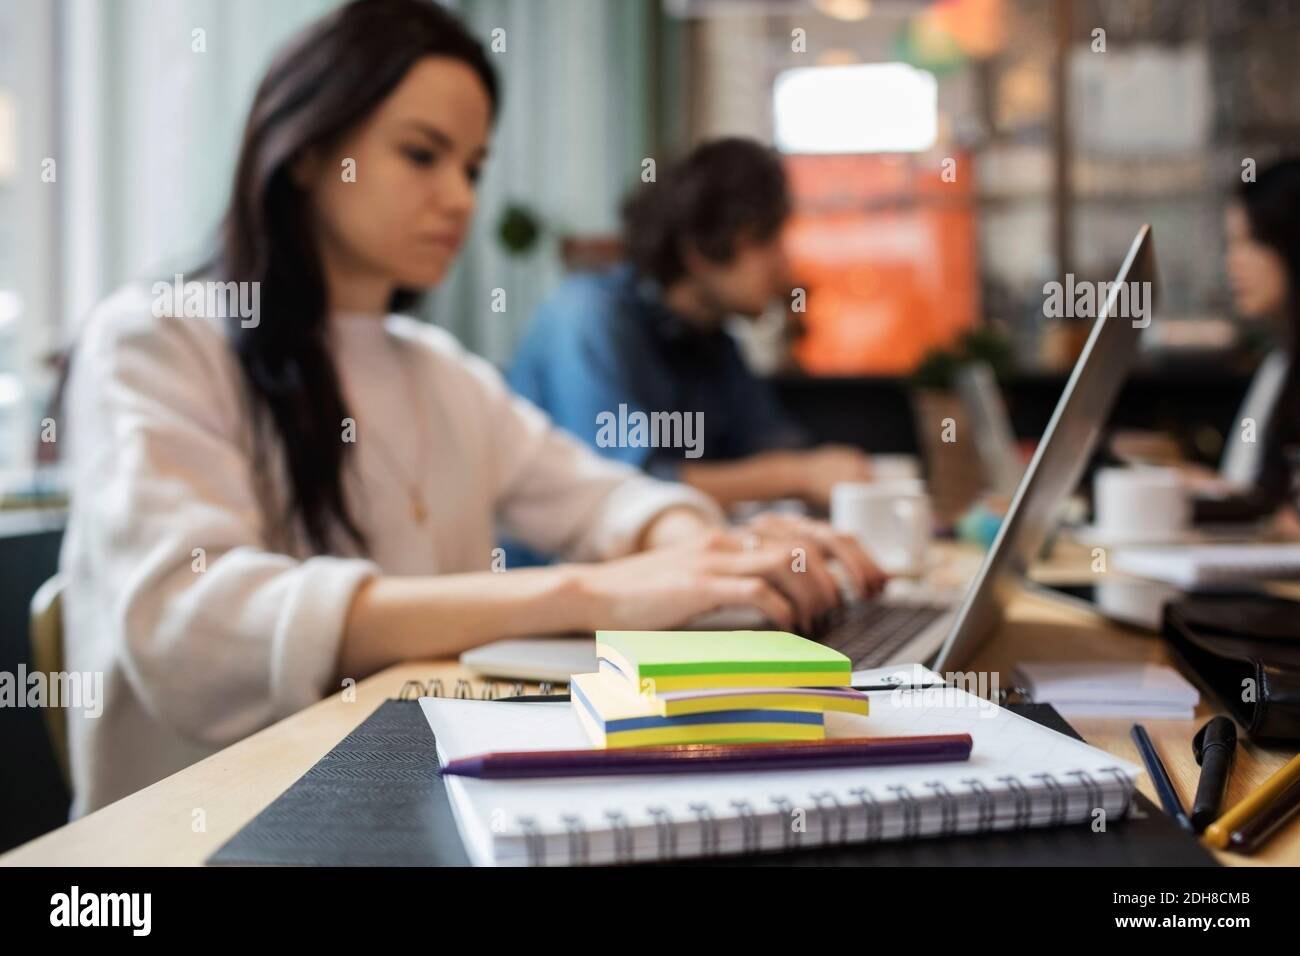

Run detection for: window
[[773, 62, 938, 155], [0, 0, 58, 477]]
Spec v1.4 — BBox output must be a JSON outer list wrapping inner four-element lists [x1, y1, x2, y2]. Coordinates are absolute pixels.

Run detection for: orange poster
[[785, 153, 978, 374]]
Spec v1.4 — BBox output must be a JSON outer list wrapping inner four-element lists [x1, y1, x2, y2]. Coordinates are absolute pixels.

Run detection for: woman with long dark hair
[[1213, 158, 1300, 518], [60, 0, 882, 815]]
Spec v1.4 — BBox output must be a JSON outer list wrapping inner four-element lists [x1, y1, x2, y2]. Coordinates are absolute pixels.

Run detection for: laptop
[[464, 225, 1158, 681], [955, 360, 1022, 499]]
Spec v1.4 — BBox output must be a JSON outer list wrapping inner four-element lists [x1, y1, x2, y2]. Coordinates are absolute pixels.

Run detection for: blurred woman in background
[[1203, 157, 1300, 525], [60, 0, 882, 816]]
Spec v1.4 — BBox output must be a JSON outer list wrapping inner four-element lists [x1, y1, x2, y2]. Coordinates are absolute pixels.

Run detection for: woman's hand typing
[[573, 517, 886, 634]]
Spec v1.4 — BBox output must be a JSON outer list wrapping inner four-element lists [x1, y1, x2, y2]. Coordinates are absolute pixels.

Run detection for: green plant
[[497, 203, 543, 256], [911, 347, 962, 391], [909, 324, 1014, 392], [959, 324, 1015, 380]]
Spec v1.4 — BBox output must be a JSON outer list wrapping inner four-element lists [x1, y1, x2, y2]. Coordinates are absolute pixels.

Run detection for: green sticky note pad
[[595, 630, 852, 692]]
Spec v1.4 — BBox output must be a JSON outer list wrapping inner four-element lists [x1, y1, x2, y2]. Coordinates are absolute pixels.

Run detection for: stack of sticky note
[[571, 630, 866, 748]]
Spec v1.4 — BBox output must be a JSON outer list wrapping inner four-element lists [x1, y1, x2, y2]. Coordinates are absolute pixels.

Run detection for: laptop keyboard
[[813, 601, 948, 669]]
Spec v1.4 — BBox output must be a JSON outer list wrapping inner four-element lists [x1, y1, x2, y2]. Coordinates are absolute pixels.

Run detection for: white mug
[[831, 481, 932, 576], [1093, 466, 1191, 543], [869, 454, 922, 482]]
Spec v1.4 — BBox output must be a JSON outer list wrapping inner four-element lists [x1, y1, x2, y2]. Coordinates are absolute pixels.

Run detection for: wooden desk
[[5, 573, 1299, 866], [971, 587, 1299, 866]]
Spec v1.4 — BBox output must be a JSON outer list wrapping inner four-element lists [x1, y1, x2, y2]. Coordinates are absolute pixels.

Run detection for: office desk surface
[[5, 568, 1299, 866]]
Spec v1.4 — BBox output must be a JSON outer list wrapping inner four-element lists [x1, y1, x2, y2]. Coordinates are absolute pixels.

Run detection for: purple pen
[[440, 734, 973, 779]]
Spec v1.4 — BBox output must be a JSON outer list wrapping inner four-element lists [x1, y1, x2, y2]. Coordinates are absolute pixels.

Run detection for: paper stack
[[1013, 661, 1199, 719]]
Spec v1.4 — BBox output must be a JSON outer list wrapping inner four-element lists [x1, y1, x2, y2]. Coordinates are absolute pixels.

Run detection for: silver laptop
[[465, 226, 1157, 682], [956, 361, 1022, 499], [928, 224, 1156, 670]]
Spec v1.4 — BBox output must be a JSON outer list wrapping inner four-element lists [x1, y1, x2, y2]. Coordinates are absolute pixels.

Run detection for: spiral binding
[[509, 768, 1137, 866], [605, 810, 635, 864], [888, 784, 922, 840], [770, 795, 798, 851], [518, 816, 546, 867], [999, 775, 1032, 830], [729, 799, 761, 853], [926, 781, 959, 837], [1100, 766, 1137, 816], [397, 677, 565, 701], [647, 806, 677, 859], [1032, 772, 1068, 826], [848, 786, 884, 842], [810, 790, 847, 845], [964, 778, 996, 833], [690, 803, 721, 857], [561, 815, 590, 866]]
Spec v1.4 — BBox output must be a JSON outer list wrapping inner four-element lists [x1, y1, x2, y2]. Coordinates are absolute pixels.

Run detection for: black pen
[[1190, 716, 1237, 833], [1131, 724, 1194, 831]]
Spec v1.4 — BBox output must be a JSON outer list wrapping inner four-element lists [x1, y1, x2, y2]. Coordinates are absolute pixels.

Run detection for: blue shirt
[[508, 265, 808, 480]]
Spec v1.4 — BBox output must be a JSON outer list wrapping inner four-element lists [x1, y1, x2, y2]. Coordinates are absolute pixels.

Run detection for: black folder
[[207, 698, 1217, 867]]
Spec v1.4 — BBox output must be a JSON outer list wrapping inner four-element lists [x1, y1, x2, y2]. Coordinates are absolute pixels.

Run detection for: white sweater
[[60, 284, 718, 816]]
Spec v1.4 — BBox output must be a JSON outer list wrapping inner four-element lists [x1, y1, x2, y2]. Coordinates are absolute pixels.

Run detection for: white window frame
[[2, 0, 60, 473]]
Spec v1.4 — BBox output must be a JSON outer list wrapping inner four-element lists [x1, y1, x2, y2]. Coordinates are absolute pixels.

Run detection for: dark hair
[[1238, 157, 1300, 353], [621, 138, 790, 287], [1237, 158, 1300, 504], [213, 0, 497, 553]]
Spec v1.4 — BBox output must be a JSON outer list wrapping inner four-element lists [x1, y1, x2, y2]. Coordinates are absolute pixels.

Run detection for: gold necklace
[[361, 345, 431, 525]]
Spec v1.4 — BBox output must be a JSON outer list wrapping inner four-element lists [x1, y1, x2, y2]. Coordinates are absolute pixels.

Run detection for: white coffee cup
[[831, 481, 932, 575], [1093, 466, 1191, 543], [869, 454, 922, 482]]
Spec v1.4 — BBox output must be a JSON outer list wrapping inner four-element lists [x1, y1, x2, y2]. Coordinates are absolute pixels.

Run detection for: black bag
[[1163, 595, 1300, 742]]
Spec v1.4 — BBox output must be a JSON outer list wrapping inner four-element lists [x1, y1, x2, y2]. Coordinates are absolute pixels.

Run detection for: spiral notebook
[[394, 675, 567, 700], [421, 685, 1143, 867]]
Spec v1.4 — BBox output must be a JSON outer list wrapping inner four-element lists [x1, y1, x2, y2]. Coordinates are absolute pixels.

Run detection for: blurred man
[[509, 137, 872, 512]]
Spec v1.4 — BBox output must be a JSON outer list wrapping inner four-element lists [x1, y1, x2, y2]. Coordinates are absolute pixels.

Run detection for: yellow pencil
[[1203, 752, 1300, 851]]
